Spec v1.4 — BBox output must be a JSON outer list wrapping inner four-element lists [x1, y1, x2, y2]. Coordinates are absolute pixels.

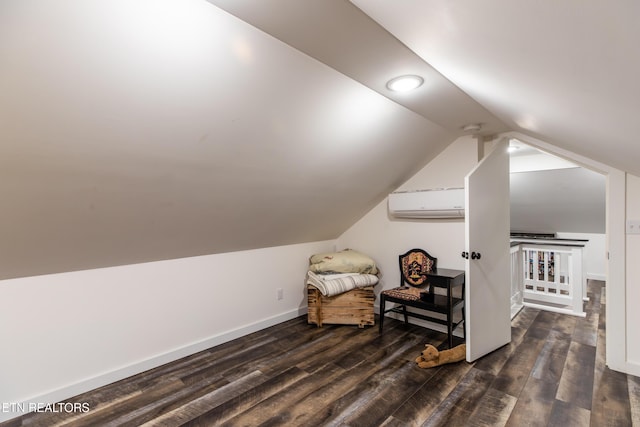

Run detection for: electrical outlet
[[277, 288, 284, 300], [627, 220, 640, 234]]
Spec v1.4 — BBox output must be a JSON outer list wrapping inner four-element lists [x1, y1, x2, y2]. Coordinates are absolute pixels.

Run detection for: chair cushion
[[381, 286, 423, 302]]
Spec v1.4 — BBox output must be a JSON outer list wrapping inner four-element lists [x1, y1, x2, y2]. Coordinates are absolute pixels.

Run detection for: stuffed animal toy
[[415, 343, 466, 368]]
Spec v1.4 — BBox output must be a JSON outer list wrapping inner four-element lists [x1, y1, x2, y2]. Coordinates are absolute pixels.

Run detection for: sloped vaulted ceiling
[[0, 0, 505, 280], [351, 0, 640, 176], [5, 0, 634, 281]]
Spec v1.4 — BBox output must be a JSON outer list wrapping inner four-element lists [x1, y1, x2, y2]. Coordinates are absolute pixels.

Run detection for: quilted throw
[[307, 271, 379, 297]]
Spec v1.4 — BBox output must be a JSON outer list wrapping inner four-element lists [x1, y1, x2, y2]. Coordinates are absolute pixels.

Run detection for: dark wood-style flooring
[[3, 280, 639, 426]]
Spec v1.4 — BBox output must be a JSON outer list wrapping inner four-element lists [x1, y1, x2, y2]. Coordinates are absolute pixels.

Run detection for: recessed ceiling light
[[386, 75, 424, 92]]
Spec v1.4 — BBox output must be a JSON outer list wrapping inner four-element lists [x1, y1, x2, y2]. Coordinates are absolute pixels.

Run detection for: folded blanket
[[307, 271, 379, 297], [309, 249, 378, 275]]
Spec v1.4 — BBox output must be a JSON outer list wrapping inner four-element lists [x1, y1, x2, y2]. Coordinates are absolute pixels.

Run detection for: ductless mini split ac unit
[[388, 188, 465, 218]]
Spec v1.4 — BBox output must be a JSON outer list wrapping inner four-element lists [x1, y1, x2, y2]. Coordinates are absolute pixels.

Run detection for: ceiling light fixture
[[462, 123, 482, 133], [386, 75, 424, 92], [508, 138, 522, 152]]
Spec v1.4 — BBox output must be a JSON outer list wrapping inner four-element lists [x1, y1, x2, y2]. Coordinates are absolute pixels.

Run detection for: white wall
[[0, 239, 334, 422], [337, 136, 477, 295], [510, 168, 606, 234], [555, 232, 606, 280], [626, 173, 640, 369]]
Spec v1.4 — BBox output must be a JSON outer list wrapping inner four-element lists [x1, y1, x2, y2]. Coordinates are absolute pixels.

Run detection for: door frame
[[501, 131, 628, 374]]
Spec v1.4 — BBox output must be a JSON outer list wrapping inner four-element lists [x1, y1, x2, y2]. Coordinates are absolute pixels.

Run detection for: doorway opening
[[501, 132, 626, 373], [508, 138, 606, 318]]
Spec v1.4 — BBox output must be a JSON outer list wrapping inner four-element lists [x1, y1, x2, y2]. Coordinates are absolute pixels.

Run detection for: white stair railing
[[510, 245, 524, 319], [510, 243, 585, 317]]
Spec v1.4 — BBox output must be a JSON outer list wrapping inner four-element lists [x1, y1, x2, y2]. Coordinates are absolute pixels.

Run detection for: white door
[[464, 139, 512, 362]]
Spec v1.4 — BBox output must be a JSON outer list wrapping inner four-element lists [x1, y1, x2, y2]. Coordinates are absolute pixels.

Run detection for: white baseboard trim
[[522, 301, 586, 318], [0, 307, 306, 423], [619, 360, 640, 377]]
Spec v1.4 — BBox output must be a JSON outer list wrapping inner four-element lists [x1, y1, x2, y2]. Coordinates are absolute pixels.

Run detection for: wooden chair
[[379, 248, 465, 348]]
